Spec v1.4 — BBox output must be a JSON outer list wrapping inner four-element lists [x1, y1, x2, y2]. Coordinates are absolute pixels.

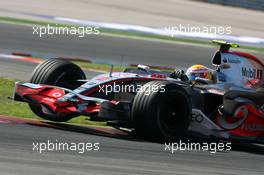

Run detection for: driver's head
[[186, 64, 213, 81]]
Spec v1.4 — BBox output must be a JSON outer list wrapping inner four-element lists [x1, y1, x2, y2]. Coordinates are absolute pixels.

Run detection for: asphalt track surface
[[1, 23, 263, 69], [1, 23, 264, 175], [0, 57, 100, 81], [0, 23, 214, 68], [0, 116, 264, 175], [1, 0, 264, 37]]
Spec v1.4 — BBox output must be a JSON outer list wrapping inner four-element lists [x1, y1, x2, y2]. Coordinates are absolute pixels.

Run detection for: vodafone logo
[[52, 92, 62, 98]]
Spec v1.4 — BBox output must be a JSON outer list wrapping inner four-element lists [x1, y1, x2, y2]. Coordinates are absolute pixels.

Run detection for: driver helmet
[[186, 64, 213, 81]]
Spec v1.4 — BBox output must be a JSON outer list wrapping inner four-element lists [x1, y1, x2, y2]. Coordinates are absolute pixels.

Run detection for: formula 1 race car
[[13, 41, 264, 142]]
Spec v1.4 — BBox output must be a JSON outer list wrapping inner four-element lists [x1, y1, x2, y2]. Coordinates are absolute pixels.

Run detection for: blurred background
[[0, 1, 264, 175]]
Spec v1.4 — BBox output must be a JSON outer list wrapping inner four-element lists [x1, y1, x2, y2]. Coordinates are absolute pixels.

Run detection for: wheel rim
[[158, 91, 189, 136]]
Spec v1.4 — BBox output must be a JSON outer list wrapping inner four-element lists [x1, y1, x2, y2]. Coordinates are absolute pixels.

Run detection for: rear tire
[[131, 81, 191, 141], [29, 58, 86, 122]]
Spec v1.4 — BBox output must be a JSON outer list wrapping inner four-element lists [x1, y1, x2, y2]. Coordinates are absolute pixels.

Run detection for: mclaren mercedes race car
[[13, 41, 264, 142]]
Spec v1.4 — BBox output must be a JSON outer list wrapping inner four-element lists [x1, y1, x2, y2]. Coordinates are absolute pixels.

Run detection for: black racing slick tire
[[29, 58, 86, 122], [131, 81, 191, 141]]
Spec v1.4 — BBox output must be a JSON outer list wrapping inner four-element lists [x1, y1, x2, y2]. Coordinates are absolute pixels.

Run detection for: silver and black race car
[[13, 41, 264, 142]]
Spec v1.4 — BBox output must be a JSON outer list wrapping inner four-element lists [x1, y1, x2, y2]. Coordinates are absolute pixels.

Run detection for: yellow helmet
[[186, 65, 213, 81]]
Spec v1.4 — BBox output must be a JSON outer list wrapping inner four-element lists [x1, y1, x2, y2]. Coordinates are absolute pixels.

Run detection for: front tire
[[132, 81, 191, 141], [29, 58, 86, 122]]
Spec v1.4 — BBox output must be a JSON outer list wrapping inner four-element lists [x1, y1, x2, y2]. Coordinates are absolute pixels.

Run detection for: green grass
[[0, 16, 263, 53], [0, 77, 106, 126], [0, 77, 37, 118]]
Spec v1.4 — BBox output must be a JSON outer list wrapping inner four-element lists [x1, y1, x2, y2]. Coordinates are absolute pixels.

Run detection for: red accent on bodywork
[[151, 73, 167, 78], [245, 79, 262, 88], [16, 84, 45, 96], [216, 104, 264, 137], [16, 83, 101, 116], [84, 104, 100, 114], [39, 88, 65, 99], [15, 76, 162, 116]]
